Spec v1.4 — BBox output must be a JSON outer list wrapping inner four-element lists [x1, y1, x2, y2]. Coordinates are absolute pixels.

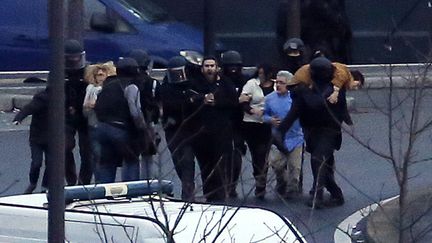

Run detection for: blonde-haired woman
[[83, 61, 116, 123], [83, 61, 116, 181]]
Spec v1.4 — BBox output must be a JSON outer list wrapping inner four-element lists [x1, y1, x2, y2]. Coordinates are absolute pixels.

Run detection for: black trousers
[[192, 128, 232, 202], [229, 127, 245, 195], [242, 122, 272, 191], [310, 142, 343, 200], [65, 124, 92, 185], [165, 128, 196, 201], [29, 142, 49, 188]]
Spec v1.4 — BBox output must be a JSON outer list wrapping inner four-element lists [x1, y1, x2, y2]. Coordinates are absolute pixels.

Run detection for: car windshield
[[118, 0, 172, 23]]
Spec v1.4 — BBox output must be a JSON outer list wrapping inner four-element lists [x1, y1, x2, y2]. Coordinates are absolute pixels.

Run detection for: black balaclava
[[221, 50, 243, 86], [310, 56, 334, 89]]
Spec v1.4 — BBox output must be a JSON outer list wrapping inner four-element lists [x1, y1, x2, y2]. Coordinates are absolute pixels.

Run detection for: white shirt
[[241, 78, 266, 123]]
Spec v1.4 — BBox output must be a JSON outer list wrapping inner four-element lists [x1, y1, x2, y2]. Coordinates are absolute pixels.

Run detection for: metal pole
[[47, 0, 65, 242], [203, 0, 215, 56]]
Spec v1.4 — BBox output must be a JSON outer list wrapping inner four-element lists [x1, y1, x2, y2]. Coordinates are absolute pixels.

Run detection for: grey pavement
[[366, 187, 432, 243], [0, 110, 31, 132]]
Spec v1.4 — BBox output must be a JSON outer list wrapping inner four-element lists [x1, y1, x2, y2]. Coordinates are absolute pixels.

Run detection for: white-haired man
[[263, 70, 304, 198]]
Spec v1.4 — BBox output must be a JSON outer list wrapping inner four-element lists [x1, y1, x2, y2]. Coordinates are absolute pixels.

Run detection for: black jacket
[[228, 74, 247, 129], [158, 80, 198, 133], [13, 89, 49, 144], [189, 75, 238, 133], [278, 83, 345, 152], [65, 73, 88, 128]]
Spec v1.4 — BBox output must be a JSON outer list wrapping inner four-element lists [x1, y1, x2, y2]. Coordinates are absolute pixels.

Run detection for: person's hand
[[272, 131, 289, 155], [327, 90, 339, 104], [204, 93, 215, 105], [251, 107, 263, 117], [349, 80, 361, 90], [239, 93, 251, 103], [83, 101, 95, 109], [88, 100, 96, 108], [12, 121, 20, 125], [271, 117, 281, 127]]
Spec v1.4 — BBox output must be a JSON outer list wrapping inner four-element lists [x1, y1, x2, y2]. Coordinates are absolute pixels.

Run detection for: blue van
[[0, 0, 204, 71]]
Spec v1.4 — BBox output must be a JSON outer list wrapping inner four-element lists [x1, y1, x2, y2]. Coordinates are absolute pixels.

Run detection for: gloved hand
[[272, 131, 289, 155]]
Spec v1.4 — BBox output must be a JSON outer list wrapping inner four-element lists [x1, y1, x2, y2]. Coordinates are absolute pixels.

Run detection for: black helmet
[[166, 56, 188, 83], [283, 38, 304, 57], [64, 39, 86, 70], [116, 57, 139, 77], [127, 49, 153, 72], [310, 57, 333, 83], [221, 50, 243, 66]]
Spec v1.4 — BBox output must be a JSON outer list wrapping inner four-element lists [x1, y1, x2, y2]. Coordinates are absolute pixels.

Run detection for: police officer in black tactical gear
[[64, 39, 92, 185], [220, 50, 247, 198], [158, 56, 198, 201], [283, 38, 307, 74], [127, 49, 160, 179]]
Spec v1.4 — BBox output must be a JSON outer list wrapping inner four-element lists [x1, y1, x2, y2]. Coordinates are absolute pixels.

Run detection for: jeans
[[88, 126, 100, 182], [94, 122, 139, 183], [96, 162, 139, 183]]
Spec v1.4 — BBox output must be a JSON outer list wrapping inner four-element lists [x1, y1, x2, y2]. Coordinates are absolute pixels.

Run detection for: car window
[[120, 0, 172, 23], [83, 0, 134, 33]]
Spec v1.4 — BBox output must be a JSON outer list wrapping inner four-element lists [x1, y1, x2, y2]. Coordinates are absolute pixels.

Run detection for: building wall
[[154, 0, 431, 65]]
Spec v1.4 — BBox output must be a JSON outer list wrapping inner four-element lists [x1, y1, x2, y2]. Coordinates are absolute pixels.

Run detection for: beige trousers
[[269, 145, 302, 192]]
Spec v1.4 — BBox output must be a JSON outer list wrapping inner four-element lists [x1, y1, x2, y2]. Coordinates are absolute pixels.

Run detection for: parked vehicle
[[0, 0, 204, 71], [0, 180, 306, 242]]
